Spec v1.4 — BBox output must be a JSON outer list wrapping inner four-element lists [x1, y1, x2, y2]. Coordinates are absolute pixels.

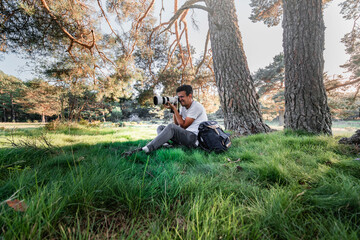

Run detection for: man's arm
[[173, 114, 179, 125], [167, 103, 194, 129]]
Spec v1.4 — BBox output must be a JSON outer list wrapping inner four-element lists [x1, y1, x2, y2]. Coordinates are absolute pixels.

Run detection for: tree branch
[[160, 0, 209, 34], [94, 43, 117, 70], [135, 0, 155, 32], [196, 30, 210, 75], [326, 77, 360, 91], [181, 13, 193, 70], [40, 0, 95, 50], [96, 0, 127, 55]]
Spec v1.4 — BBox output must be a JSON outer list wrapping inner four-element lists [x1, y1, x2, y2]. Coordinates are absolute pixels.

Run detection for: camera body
[[153, 95, 179, 105]]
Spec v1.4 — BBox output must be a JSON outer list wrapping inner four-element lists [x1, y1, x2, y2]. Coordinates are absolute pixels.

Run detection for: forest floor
[[0, 123, 359, 239]]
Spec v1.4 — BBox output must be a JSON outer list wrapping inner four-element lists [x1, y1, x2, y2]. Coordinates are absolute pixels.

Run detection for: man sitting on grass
[[122, 85, 208, 157]]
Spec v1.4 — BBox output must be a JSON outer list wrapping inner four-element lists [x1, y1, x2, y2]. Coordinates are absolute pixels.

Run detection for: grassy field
[[0, 123, 360, 239], [1, 120, 359, 135]]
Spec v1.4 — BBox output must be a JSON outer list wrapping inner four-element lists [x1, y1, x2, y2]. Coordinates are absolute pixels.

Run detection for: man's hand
[[164, 102, 176, 111], [168, 102, 195, 129]]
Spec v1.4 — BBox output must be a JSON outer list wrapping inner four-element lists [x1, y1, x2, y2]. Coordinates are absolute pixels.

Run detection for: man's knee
[[165, 123, 179, 131], [157, 125, 166, 132], [167, 123, 177, 129]]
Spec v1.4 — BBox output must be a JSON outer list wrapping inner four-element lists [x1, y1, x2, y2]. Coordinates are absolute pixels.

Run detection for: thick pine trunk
[[205, 0, 270, 135], [282, 0, 332, 134]]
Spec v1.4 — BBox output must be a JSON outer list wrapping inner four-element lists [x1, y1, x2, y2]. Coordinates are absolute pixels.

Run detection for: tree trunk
[[205, 0, 270, 135], [2, 102, 6, 122], [278, 109, 285, 126], [60, 97, 64, 121], [282, 0, 332, 134], [102, 110, 106, 122], [68, 97, 75, 122], [42, 113, 45, 123], [10, 92, 15, 122]]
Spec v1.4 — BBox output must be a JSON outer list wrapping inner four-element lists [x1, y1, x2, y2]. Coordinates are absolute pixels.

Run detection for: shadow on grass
[[0, 127, 118, 137], [53, 128, 117, 136], [0, 137, 207, 181]]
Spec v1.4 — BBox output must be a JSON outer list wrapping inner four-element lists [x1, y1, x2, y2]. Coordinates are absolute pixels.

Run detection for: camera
[[153, 95, 179, 105]]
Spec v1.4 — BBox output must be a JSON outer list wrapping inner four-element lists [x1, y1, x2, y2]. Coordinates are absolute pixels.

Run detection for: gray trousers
[[146, 124, 197, 152]]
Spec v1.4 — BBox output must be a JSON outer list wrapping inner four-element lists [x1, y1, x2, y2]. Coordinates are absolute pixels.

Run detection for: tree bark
[[68, 96, 75, 122], [278, 109, 284, 126], [42, 113, 45, 123], [282, 0, 332, 134], [10, 92, 15, 122], [205, 0, 270, 135], [2, 102, 6, 122]]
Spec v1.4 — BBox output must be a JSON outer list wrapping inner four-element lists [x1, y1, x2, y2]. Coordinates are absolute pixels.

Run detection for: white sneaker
[[162, 143, 173, 148]]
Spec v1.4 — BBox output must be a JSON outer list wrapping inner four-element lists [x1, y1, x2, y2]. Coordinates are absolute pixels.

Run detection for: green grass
[[0, 125, 359, 239]]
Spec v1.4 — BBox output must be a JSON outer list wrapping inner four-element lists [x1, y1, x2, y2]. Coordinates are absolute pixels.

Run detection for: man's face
[[177, 91, 192, 107]]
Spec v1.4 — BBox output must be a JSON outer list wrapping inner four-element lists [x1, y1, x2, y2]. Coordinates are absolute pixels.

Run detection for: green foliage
[[1, 126, 359, 238], [16, 79, 61, 122], [328, 92, 360, 120], [249, 0, 283, 27], [249, 0, 332, 27], [339, 0, 360, 95], [253, 53, 285, 120], [44, 120, 61, 131], [253, 53, 285, 97], [0, 71, 26, 122], [0, 0, 96, 56]]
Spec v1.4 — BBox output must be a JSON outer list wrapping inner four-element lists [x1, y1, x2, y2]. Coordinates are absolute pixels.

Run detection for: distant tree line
[[0, 70, 219, 123]]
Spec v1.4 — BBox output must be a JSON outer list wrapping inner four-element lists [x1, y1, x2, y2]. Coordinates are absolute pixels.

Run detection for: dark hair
[[176, 85, 193, 96]]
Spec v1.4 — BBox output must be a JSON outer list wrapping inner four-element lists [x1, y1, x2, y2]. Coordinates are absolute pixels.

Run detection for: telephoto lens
[[153, 95, 163, 105], [153, 96, 178, 105]]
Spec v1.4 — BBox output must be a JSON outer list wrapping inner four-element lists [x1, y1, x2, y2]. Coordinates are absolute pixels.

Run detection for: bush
[[45, 120, 61, 131], [78, 119, 89, 126], [88, 120, 101, 128], [77, 119, 101, 128]]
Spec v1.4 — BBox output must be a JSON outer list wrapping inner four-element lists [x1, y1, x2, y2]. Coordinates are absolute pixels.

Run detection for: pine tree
[[0, 71, 25, 122], [282, 0, 332, 134], [204, 0, 270, 134], [16, 79, 61, 123], [250, 0, 332, 134], [253, 53, 285, 125], [339, 0, 360, 97]]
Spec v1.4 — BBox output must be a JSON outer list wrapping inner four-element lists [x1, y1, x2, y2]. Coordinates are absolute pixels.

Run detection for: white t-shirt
[[179, 100, 208, 135]]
